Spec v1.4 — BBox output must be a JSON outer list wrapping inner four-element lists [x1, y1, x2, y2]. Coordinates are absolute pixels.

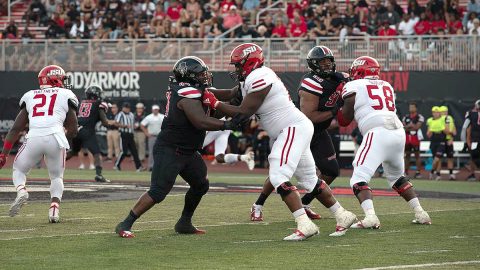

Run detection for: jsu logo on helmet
[[242, 46, 257, 57], [47, 69, 63, 76], [352, 59, 366, 67]]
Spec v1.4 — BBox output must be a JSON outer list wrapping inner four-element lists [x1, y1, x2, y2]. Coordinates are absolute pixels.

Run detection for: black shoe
[[174, 218, 206, 234], [95, 175, 111, 183], [467, 174, 477, 181]]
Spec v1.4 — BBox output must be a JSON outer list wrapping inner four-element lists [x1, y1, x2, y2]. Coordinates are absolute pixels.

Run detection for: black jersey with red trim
[[298, 72, 349, 131], [77, 99, 108, 131], [402, 113, 425, 136], [158, 81, 209, 151], [468, 111, 480, 141]]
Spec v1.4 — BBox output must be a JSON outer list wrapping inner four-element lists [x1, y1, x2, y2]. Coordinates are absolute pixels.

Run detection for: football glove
[[202, 90, 220, 110]]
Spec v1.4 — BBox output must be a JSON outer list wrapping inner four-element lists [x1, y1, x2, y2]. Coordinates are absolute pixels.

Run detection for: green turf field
[[0, 169, 479, 269]]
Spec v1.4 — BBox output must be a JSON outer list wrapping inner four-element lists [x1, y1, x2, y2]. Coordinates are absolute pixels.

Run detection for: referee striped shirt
[[115, 111, 135, 133]]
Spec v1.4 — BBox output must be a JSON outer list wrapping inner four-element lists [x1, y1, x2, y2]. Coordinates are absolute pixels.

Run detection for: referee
[[114, 102, 144, 171]]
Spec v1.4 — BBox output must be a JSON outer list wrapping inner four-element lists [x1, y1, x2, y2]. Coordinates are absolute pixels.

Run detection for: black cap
[[122, 102, 130, 108]]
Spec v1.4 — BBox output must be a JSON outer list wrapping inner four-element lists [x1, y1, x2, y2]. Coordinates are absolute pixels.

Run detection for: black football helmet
[[173, 56, 212, 88], [306, 45, 336, 78], [85, 85, 104, 100]]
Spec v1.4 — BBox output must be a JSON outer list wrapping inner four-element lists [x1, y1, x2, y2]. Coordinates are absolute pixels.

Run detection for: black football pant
[[115, 133, 142, 170]]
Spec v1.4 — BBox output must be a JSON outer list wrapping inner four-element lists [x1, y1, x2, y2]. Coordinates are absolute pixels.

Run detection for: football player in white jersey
[[203, 43, 357, 240], [0, 65, 79, 223], [337, 56, 431, 228], [202, 127, 255, 170]]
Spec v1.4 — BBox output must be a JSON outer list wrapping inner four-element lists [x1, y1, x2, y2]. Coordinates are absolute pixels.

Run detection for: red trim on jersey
[[285, 127, 296, 164], [14, 143, 27, 162], [252, 79, 265, 86], [356, 133, 371, 166], [280, 127, 291, 166], [252, 82, 267, 89], [62, 149, 65, 168], [302, 79, 323, 91], [179, 90, 201, 97], [359, 132, 374, 165]]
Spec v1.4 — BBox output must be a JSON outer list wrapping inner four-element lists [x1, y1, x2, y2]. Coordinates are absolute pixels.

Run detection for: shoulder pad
[[300, 74, 324, 95], [99, 101, 109, 110], [177, 87, 202, 99]]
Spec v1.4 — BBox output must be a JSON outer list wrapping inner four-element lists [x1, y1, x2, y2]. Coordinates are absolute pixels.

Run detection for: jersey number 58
[[366, 85, 395, 112]]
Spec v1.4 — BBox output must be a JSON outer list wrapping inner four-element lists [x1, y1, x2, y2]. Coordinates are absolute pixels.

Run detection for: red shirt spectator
[[223, 6, 243, 29], [289, 17, 307, 37], [271, 19, 287, 37], [286, 1, 302, 19], [167, 1, 182, 22], [220, 0, 235, 13], [414, 14, 431, 35], [431, 19, 446, 34], [378, 25, 398, 36]]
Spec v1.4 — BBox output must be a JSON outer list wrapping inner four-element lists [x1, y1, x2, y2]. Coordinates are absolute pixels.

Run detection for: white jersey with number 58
[[240, 66, 306, 139], [19, 87, 78, 146], [341, 78, 403, 135]]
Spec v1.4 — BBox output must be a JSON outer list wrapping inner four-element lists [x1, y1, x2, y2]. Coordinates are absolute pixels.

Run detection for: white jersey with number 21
[[341, 78, 403, 135]]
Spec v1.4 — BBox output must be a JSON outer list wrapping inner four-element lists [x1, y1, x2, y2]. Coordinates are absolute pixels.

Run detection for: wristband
[[3, 140, 13, 151], [336, 110, 350, 127]]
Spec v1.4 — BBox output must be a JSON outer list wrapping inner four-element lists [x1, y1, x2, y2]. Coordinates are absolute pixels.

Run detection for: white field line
[[136, 220, 174, 224], [449, 235, 480, 239], [0, 228, 35, 233], [355, 260, 480, 270], [62, 217, 99, 221], [367, 230, 402, 235], [233, 239, 275, 244], [408, 249, 452, 254]]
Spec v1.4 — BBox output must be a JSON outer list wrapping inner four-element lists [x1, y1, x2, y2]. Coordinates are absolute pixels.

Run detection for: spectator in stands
[[466, 12, 479, 32], [414, 12, 432, 34], [398, 13, 419, 35], [428, 0, 445, 15], [271, 17, 287, 37], [389, 0, 404, 17], [446, 0, 465, 17], [367, 6, 380, 34], [66, 2, 80, 22], [374, 0, 387, 14], [223, 5, 243, 30], [308, 18, 329, 38], [408, 0, 425, 16], [242, 0, 260, 24], [3, 20, 18, 39], [378, 20, 398, 36], [45, 19, 64, 38], [379, 3, 401, 26], [70, 15, 89, 39], [354, 0, 370, 26], [329, 10, 345, 35], [142, 0, 156, 23], [286, 0, 303, 19], [21, 27, 35, 40], [81, 0, 96, 19], [44, 0, 58, 18], [469, 18, 480, 35], [256, 25, 268, 38], [431, 13, 447, 34], [27, 0, 47, 25], [344, 4, 360, 28], [167, 0, 182, 23], [236, 22, 259, 38], [447, 12, 464, 34], [220, 0, 236, 14], [107, 0, 122, 15], [258, 14, 274, 37], [186, 0, 202, 23]]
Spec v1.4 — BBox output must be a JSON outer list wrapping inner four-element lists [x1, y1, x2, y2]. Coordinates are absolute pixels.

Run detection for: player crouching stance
[[203, 43, 356, 240], [0, 65, 79, 223], [337, 56, 431, 228]]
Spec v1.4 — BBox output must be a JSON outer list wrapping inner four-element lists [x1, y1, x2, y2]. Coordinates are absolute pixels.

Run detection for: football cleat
[[244, 151, 255, 171], [115, 222, 135, 238], [412, 211, 432, 225], [303, 205, 321, 220], [9, 189, 29, 217], [449, 174, 456, 181], [350, 214, 381, 229], [95, 175, 111, 183], [250, 204, 263, 221], [175, 219, 206, 234], [329, 209, 357, 237], [283, 220, 319, 241], [48, 203, 60, 223]]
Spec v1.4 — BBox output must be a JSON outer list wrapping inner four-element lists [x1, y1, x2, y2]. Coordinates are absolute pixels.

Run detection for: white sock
[[292, 208, 307, 219], [328, 201, 343, 215], [224, 154, 239, 164], [240, 154, 249, 161], [408, 198, 424, 212], [12, 169, 27, 191], [361, 199, 376, 216], [50, 178, 64, 200]]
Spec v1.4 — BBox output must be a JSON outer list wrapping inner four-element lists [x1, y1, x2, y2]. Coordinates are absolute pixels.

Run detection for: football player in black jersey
[[250, 45, 349, 221], [67, 85, 113, 183], [115, 56, 242, 238]]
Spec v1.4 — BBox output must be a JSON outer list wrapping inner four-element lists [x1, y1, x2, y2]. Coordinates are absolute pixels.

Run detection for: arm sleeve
[[115, 112, 122, 122], [19, 92, 30, 110], [177, 87, 202, 100], [141, 115, 150, 126], [298, 75, 324, 96], [418, 114, 425, 123], [99, 101, 108, 111], [66, 90, 79, 111], [244, 68, 275, 94], [341, 82, 356, 99]]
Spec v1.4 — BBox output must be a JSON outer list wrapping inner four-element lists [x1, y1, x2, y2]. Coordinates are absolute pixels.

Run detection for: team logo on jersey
[[242, 46, 257, 57], [312, 75, 324, 83], [352, 59, 366, 67]]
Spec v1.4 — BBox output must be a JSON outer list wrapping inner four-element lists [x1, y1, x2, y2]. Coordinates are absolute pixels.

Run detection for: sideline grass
[[0, 193, 479, 269]]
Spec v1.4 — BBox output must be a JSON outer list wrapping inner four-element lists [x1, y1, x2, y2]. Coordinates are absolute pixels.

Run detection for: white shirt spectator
[[142, 1, 156, 17], [398, 17, 418, 35], [141, 112, 165, 136]]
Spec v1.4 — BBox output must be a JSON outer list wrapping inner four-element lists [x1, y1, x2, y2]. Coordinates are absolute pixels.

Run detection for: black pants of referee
[[115, 133, 142, 170]]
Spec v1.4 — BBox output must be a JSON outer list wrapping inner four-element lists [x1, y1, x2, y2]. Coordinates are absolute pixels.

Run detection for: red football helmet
[[349, 56, 381, 80], [230, 43, 264, 81], [38, 65, 71, 89]]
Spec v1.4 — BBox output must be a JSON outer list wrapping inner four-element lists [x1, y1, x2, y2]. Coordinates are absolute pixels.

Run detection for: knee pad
[[318, 156, 340, 179], [147, 188, 167, 204], [352, 182, 371, 196], [276, 181, 297, 197], [50, 178, 64, 200], [308, 179, 327, 196], [392, 176, 413, 194]]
